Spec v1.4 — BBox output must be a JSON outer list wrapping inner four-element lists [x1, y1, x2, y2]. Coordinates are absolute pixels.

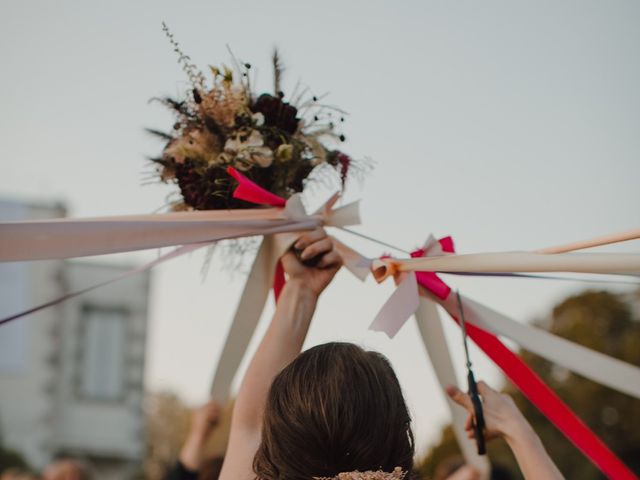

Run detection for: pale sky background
[[1, 0, 639, 455]]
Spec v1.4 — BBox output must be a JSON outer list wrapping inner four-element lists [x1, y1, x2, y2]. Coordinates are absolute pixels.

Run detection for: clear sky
[[1, 0, 639, 454]]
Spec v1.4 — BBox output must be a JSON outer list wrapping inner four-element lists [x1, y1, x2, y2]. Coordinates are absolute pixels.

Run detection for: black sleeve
[[162, 460, 199, 480]]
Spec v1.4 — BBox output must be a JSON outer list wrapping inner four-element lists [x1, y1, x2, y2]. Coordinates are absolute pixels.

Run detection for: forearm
[[232, 280, 318, 431], [178, 432, 207, 471], [505, 424, 564, 480]]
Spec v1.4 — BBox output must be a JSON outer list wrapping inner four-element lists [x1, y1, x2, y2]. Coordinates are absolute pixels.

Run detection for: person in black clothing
[[163, 398, 223, 480]]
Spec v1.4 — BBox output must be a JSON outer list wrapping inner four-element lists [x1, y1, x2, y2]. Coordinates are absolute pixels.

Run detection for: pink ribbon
[[227, 167, 287, 208], [451, 312, 637, 480], [411, 236, 454, 300], [226, 167, 287, 301]]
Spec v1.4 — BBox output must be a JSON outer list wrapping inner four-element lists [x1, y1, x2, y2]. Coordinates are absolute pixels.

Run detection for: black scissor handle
[[468, 370, 486, 455]]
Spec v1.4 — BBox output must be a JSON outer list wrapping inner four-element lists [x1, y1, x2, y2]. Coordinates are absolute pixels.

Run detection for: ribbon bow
[[226, 166, 359, 300]]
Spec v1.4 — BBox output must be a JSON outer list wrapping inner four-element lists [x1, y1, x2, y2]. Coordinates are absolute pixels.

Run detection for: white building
[[0, 200, 150, 479]]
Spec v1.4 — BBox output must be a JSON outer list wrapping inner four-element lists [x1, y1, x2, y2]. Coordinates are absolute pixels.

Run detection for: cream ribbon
[[414, 296, 491, 478], [210, 235, 280, 401], [428, 290, 640, 400], [372, 252, 640, 282], [0, 206, 320, 261]]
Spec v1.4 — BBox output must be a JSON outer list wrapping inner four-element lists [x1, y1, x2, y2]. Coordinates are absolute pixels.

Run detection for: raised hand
[[446, 381, 530, 443], [281, 228, 342, 297], [190, 398, 221, 440], [446, 381, 564, 480], [180, 398, 222, 471]]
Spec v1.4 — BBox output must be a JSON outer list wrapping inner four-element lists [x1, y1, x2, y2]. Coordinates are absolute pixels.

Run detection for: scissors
[[455, 290, 487, 455]]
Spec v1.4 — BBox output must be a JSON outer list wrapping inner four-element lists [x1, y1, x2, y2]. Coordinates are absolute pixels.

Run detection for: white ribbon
[[210, 235, 280, 401], [429, 291, 640, 400], [0, 207, 320, 261], [372, 252, 640, 282], [369, 273, 419, 338], [414, 297, 491, 478]]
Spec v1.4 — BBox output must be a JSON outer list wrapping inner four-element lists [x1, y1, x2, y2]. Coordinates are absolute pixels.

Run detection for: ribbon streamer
[[414, 297, 490, 477], [210, 236, 281, 401], [447, 295, 640, 399], [0, 243, 207, 326], [437, 298, 637, 480], [536, 227, 640, 254], [443, 271, 640, 285], [369, 273, 419, 338], [372, 252, 640, 282], [227, 166, 287, 207], [0, 209, 320, 261]]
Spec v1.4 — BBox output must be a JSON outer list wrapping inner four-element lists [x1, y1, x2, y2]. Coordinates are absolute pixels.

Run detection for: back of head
[[254, 342, 414, 480]]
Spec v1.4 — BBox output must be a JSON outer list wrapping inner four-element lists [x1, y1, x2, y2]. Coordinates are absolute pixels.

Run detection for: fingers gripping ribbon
[[208, 168, 360, 402]]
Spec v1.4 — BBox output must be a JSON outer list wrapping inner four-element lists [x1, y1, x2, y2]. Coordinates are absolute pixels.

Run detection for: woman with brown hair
[[218, 229, 563, 480]]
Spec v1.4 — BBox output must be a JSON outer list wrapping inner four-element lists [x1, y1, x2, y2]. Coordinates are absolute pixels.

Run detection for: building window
[[79, 307, 127, 401]]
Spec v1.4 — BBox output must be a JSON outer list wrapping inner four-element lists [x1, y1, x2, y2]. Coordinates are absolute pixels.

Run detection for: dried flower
[[199, 82, 248, 129], [224, 129, 273, 169], [314, 467, 406, 480], [151, 31, 365, 211], [252, 112, 265, 126], [306, 137, 328, 166], [276, 143, 294, 162], [164, 129, 222, 165], [252, 93, 299, 134]]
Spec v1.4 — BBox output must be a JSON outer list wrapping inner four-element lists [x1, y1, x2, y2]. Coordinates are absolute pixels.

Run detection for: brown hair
[[254, 342, 414, 479]]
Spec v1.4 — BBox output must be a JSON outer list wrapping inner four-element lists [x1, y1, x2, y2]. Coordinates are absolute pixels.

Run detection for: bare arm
[[178, 399, 220, 471], [219, 229, 342, 480], [447, 382, 564, 480]]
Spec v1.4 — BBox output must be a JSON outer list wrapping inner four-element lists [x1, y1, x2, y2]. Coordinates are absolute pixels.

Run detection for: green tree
[[415, 290, 640, 479]]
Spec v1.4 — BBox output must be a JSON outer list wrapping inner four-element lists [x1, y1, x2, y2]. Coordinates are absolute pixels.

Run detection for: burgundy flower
[[336, 151, 351, 188], [251, 94, 299, 134]]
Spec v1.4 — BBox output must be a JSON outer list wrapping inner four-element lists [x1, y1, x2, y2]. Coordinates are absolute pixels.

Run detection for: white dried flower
[[252, 112, 265, 126], [224, 129, 273, 168]]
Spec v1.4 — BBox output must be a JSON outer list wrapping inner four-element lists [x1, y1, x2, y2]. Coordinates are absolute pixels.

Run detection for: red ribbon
[[226, 167, 287, 207], [226, 167, 287, 302], [463, 321, 636, 480], [414, 237, 636, 480], [411, 236, 454, 300]]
